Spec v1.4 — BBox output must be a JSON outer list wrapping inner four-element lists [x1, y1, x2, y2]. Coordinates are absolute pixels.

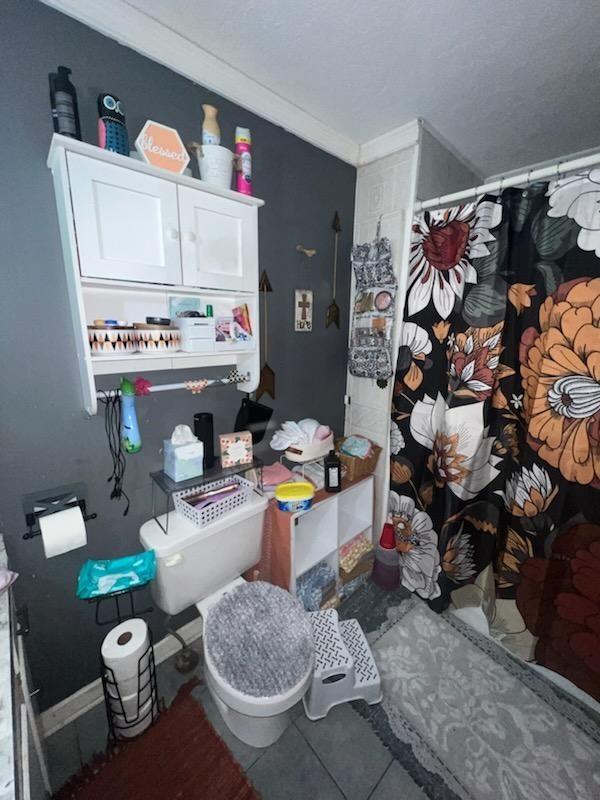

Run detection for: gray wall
[[417, 126, 481, 201], [0, 0, 355, 709]]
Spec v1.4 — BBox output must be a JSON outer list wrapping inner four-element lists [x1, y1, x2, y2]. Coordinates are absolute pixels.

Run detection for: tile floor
[[44, 584, 426, 799]]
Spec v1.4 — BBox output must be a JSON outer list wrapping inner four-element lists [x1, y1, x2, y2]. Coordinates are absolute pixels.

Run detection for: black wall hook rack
[[22, 483, 97, 541]]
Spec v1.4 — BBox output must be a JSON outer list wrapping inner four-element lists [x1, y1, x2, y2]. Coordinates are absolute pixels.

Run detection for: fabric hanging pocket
[[348, 235, 397, 381]]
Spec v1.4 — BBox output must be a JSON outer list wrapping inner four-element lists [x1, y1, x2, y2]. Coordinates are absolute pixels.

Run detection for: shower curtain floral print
[[390, 172, 600, 700]]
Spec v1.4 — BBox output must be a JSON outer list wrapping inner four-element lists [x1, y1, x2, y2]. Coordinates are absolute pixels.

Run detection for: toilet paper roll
[[39, 506, 87, 558], [107, 683, 153, 722], [114, 696, 159, 739], [101, 619, 150, 691]]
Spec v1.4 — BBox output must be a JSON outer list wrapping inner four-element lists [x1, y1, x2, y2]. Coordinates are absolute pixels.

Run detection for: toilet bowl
[[139, 499, 314, 748], [199, 580, 314, 747]]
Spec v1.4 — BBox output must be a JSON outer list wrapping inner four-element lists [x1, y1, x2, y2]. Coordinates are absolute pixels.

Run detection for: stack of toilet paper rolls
[[101, 618, 158, 738]]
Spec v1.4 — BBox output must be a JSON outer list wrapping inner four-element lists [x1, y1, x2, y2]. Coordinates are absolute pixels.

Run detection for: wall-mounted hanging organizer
[[47, 134, 265, 415], [348, 225, 397, 384]]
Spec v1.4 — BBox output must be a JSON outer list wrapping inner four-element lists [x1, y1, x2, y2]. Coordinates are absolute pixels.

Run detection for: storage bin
[[88, 326, 137, 356], [335, 437, 381, 481], [195, 144, 234, 189], [174, 475, 254, 527]]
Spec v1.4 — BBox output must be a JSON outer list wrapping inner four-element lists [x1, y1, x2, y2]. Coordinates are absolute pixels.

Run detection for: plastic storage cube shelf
[[174, 475, 254, 527]]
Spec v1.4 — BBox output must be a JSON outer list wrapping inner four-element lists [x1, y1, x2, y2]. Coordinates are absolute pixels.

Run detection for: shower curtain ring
[[497, 176, 504, 202]]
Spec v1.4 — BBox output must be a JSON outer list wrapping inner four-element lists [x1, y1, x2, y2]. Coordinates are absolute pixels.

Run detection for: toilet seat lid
[[204, 581, 314, 698]]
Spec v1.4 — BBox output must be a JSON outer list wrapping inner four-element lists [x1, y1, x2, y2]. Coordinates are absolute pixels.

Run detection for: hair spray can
[[235, 127, 252, 195]]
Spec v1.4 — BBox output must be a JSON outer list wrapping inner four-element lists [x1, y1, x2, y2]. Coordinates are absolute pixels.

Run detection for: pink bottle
[[235, 127, 252, 195]]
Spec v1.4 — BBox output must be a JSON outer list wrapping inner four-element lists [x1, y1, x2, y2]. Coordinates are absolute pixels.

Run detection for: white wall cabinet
[[67, 152, 182, 285], [179, 186, 258, 292], [47, 135, 264, 415]]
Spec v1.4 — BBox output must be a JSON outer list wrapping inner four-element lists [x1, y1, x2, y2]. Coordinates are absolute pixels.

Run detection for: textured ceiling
[[125, 0, 600, 175]]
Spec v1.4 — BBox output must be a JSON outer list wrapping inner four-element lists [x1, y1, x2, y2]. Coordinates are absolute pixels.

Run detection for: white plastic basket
[[173, 475, 254, 528]]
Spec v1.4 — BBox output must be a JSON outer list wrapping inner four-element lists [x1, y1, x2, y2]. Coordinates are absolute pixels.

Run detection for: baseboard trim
[[40, 617, 203, 738]]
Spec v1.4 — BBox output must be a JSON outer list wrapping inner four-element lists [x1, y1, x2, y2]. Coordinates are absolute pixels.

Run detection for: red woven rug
[[54, 680, 260, 800]]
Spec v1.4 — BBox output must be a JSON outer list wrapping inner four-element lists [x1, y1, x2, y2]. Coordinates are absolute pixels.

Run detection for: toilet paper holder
[[22, 482, 97, 540]]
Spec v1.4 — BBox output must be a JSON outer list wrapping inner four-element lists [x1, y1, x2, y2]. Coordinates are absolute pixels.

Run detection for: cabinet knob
[[185, 231, 197, 243], [167, 228, 180, 240]]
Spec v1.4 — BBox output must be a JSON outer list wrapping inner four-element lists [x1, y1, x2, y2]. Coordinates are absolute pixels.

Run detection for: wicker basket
[[335, 437, 381, 482]]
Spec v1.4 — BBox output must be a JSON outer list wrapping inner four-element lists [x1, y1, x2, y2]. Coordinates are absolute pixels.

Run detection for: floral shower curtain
[[389, 172, 600, 700]]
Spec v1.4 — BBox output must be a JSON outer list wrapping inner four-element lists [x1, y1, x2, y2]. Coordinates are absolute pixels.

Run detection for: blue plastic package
[[76, 550, 156, 599], [340, 435, 372, 459]]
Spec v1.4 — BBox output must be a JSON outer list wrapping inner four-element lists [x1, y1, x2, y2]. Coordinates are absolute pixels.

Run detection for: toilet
[[140, 493, 315, 747]]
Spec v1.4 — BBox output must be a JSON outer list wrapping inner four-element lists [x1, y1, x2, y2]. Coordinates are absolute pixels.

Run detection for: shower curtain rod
[[414, 150, 600, 212]]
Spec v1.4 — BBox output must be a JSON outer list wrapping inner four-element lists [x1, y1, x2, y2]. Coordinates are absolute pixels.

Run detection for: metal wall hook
[[296, 244, 317, 258]]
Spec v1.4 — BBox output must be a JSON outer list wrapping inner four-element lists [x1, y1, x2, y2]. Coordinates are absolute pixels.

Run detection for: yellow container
[[274, 481, 315, 512]]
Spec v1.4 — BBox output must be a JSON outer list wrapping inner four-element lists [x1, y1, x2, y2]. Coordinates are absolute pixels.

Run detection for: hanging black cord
[[99, 390, 130, 516]]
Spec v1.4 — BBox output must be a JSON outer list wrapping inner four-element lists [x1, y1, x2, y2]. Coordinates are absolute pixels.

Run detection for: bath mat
[[53, 680, 259, 800], [353, 596, 600, 800]]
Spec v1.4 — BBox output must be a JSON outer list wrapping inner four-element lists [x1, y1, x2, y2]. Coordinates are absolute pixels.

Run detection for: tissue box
[[163, 439, 204, 482]]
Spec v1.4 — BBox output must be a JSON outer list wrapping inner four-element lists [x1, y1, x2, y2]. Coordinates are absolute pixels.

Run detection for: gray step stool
[[302, 608, 382, 720]]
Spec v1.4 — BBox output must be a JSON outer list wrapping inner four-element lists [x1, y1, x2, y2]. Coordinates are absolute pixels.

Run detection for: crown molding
[[41, 0, 360, 165], [357, 120, 421, 166]]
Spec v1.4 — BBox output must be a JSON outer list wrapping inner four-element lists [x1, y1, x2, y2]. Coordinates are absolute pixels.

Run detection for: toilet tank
[[140, 492, 268, 615]]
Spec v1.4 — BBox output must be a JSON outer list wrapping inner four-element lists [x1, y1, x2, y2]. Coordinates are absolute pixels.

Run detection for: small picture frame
[[219, 431, 253, 468], [295, 289, 313, 332]]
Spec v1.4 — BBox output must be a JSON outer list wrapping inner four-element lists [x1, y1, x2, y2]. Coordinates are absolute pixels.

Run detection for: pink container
[[235, 126, 252, 195]]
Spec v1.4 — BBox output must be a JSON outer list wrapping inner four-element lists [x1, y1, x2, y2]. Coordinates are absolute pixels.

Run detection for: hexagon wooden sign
[[135, 120, 190, 174]]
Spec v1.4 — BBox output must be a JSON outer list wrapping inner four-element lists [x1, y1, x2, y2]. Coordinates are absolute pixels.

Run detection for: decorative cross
[[298, 293, 311, 320]]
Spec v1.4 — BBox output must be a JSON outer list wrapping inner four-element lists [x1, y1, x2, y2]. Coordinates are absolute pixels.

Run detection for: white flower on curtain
[[409, 393, 501, 500], [498, 464, 558, 518], [396, 321, 433, 390], [408, 201, 502, 319], [547, 169, 600, 256], [389, 492, 441, 599], [390, 421, 405, 454]]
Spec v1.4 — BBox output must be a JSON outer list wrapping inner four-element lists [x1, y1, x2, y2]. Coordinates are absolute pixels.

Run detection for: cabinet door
[[67, 152, 182, 284], [178, 186, 258, 291]]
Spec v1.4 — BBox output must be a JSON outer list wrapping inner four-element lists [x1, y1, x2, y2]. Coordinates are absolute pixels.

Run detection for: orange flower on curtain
[[520, 276, 600, 487], [448, 322, 514, 400]]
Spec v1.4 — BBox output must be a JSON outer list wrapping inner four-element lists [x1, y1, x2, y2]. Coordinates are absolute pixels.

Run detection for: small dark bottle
[[49, 66, 81, 140], [324, 449, 342, 493], [194, 412, 215, 471]]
